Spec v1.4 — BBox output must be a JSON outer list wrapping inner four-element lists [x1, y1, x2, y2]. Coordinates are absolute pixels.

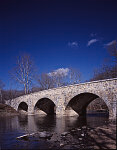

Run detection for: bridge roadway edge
[[5, 78, 117, 120]]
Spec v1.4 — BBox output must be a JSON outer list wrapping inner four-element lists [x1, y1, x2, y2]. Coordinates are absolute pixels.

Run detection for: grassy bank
[[0, 103, 18, 116]]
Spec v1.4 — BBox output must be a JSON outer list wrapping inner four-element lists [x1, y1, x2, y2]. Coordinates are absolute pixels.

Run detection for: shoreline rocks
[[16, 122, 116, 149], [16, 131, 53, 141]]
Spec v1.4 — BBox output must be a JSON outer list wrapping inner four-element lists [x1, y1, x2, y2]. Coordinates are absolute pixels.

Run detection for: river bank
[[0, 103, 18, 116], [16, 121, 116, 149], [42, 122, 116, 149], [0, 103, 116, 149]]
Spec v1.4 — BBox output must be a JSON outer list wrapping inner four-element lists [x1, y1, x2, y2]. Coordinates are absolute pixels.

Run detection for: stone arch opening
[[65, 92, 109, 117], [34, 98, 56, 115], [18, 102, 28, 114], [87, 97, 109, 112]]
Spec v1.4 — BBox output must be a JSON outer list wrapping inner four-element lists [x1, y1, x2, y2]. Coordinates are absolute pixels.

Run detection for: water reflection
[[34, 115, 56, 132], [0, 113, 109, 149], [87, 115, 109, 127], [18, 115, 28, 127], [0, 113, 109, 133]]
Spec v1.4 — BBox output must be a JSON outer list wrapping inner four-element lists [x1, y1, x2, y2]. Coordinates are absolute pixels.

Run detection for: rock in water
[[61, 132, 69, 136], [16, 131, 53, 141], [16, 134, 30, 141], [39, 131, 53, 139]]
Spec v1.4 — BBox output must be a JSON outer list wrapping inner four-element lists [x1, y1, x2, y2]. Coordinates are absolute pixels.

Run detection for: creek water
[[0, 113, 109, 149]]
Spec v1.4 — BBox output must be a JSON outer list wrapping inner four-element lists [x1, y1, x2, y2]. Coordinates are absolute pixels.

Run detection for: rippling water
[[0, 113, 109, 149]]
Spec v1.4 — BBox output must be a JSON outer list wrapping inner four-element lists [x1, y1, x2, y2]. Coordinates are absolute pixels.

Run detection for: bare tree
[[49, 71, 67, 87], [49, 68, 82, 87], [69, 68, 81, 84], [90, 40, 117, 81], [37, 68, 82, 90], [31, 86, 42, 93], [0, 80, 5, 103], [91, 64, 117, 81], [38, 71, 67, 90], [10, 54, 35, 94], [53, 73, 65, 87], [38, 73, 55, 90]]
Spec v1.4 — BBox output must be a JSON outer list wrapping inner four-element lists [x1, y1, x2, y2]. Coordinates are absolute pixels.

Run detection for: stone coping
[[31, 77, 117, 93], [6, 78, 117, 100]]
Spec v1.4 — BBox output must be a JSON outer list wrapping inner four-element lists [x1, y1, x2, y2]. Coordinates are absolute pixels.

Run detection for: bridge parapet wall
[[5, 78, 117, 119]]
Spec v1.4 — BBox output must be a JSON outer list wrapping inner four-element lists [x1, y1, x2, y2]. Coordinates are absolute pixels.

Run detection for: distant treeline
[[0, 40, 117, 106], [0, 87, 43, 103]]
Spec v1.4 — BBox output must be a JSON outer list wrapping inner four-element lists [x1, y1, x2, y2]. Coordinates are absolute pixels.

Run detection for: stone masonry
[[5, 78, 117, 120]]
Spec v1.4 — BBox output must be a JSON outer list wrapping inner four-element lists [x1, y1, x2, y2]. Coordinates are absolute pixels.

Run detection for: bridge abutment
[[108, 101, 116, 120]]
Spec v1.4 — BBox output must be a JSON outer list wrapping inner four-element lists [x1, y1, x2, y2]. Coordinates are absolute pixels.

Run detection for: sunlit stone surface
[[5, 78, 117, 120]]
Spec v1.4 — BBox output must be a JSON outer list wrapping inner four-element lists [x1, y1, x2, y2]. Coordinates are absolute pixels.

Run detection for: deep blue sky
[[0, 0, 117, 90]]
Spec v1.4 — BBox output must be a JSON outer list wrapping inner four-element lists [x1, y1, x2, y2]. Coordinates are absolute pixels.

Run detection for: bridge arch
[[18, 101, 28, 113], [65, 92, 109, 117], [5, 78, 117, 119], [34, 97, 56, 115]]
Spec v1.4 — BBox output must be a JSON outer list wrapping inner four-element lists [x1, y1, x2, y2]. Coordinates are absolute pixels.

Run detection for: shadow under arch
[[18, 102, 28, 113], [34, 98, 56, 115], [65, 92, 109, 117]]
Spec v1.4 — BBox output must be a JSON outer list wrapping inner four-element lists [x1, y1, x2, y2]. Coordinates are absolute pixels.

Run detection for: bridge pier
[[79, 108, 86, 117], [27, 104, 35, 115], [4, 78, 117, 121], [108, 101, 116, 120], [56, 106, 65, 116]]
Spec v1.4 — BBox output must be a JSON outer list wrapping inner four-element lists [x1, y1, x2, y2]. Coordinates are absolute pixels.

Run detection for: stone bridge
[[5, 78, 117, 120]]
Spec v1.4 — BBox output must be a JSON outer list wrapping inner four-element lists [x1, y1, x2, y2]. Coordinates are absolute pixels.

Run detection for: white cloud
[[90, 33, 97, 37], [87, 39, 98, 46], [104, 40, 116, 47], [68, 41, 78, 47], [48, 68, 70, 77]]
